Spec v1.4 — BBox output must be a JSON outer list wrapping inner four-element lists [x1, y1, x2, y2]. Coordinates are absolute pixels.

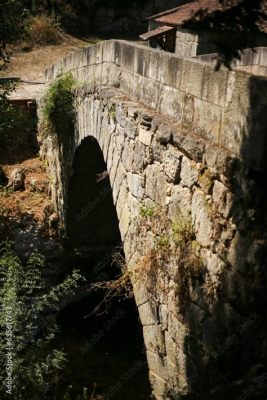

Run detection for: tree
[[0, 0, 28, 68], [183, 0, 267, 69]]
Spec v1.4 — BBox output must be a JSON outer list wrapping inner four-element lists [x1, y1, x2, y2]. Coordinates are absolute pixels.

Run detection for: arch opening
[[67, 136, 121, 250], [57, 136, 150, 399]]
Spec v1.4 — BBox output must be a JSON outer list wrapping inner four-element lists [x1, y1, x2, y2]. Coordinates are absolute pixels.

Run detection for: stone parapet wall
[[45, 40, 267, 169]]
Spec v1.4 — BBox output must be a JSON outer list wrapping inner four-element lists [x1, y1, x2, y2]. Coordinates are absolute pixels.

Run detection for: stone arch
[[66, 136, 121, 249]]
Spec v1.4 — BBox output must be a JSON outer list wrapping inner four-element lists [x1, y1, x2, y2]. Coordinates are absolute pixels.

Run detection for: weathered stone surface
[[127, 172, 144, 199], [132, 140, 146, 173], [206, 251, 225, 288], [118, 199, 130, 240], [138, 301, 157, 326], [180, 157, 198, 188], [145, 164, 168, 205], [8, 168, 25, 191], [156, 124, 173, 145], [212, 180, 233, 218], [172, 127, 205, 162], [121, 139, 134, 171], [143, 325, 165, 355], [204, 144, 237, 176], [191, 190, 212, 247], [168, 185, 192, 220], [116, 177, 128, 219], [139, 127, 153, 146], [149, 371, 168, 400], [147, 351, 167, 381], [163, 147, 182, 183]]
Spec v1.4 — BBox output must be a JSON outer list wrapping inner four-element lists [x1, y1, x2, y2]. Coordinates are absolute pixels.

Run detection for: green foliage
[[42, 72, 76, 139], [0, 88, 35, 146], [0, 80, 16, 134], [0, 242, 85, 399], [139, 203, 155, 219], [23, 14, 63, 49], [0, 1, 27, 67], [171, 217, 193, 247], [108, 104, 116, 121]]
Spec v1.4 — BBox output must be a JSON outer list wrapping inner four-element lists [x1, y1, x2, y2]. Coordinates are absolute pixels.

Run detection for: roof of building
[[149, 0, 266, 33], [139, 25, 176, 41], [155, 0, 227, 26]]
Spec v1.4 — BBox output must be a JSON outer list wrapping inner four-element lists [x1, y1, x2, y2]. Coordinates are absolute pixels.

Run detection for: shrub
[[0, 242, 85, 399], [42, 72, 76, 139], [24, 14, 64, 49]]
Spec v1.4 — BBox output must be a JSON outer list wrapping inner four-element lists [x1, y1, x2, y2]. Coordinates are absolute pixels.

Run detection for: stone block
[[133, 280, 149, 306], [143, 325, 165, 355], [116, 177, 128, 219], [138, 301, 157, 326], [212, 180, 233, 218], [132, 140, 146, 173], [118, 200, 130, 240], [180, 59, 205, 98], [204, 144, 237, 176], [193, 98, 222, 144], [127, 172, 145, 199], [156, 124, 173, 145], [147, 351, 167, 381], [168, 185, 192, 220], [112, 159, 126, 203], [149, 371, 168, 400], [191, 190, 213, 247], [180, 157, 198, 188], [163, 147, 182, 183], [121, 139, 135, 171], [139, 127, 153, 146], [172, 127, 205, 162], [145, 164, 169, 205], [159, 86, 184, 122], [202, 65, 228, 107]]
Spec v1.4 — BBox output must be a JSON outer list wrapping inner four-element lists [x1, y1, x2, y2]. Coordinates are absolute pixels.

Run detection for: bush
[[24, 14, 64, 49], [42, 72, 76, 139], [0, 242, 85, 399]]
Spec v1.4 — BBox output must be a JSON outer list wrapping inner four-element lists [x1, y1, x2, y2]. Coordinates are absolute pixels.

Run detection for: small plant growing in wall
[[133, 206, 204, 308], [108, 104, 116, 122], [42, 72, 76, 140]]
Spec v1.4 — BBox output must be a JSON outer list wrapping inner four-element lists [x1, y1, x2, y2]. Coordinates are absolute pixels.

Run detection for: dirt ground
[[1, 34, 94, 81]]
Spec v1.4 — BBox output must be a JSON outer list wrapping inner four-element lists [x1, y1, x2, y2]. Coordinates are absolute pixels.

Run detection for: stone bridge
[[39, 40, 267, 399]]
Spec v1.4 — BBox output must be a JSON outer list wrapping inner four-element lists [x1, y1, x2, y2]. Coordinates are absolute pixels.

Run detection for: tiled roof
[[153, 0, 267, 33], [155, 0, 226, 26]]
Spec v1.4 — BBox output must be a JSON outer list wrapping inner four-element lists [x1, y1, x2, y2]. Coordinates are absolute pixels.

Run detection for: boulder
[[8, 168, 25, 191]]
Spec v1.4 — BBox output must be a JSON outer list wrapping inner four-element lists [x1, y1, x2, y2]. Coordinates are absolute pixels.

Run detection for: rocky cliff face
[[39, 40, 267, 399]]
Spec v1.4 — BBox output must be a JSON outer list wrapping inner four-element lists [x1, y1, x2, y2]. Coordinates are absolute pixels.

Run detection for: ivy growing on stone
[[42, 72, 76, 140]]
